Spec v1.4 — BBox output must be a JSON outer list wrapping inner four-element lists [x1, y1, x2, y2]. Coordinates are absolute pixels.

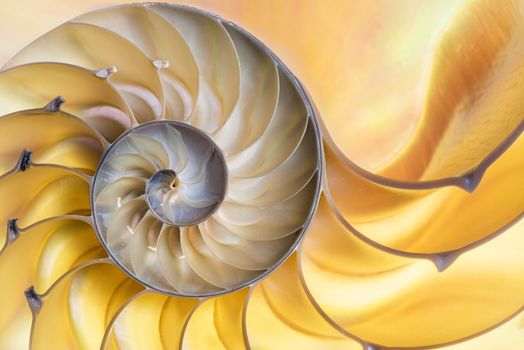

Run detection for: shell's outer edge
[[83, 3, 324, 299]]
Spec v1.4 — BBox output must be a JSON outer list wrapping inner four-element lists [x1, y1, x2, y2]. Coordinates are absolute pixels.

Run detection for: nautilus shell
[[0, 1, 523, 350]]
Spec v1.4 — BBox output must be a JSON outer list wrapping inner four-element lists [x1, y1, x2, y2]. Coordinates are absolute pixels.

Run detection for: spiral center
[[146, 169, 179, 223], [92, 121, 228, 230], [145, 166, 222, 226]]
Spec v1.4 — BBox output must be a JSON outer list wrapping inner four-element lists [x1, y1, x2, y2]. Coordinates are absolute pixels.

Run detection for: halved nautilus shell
[[0, 3, 321, 297], [0, 1, 522, 350]]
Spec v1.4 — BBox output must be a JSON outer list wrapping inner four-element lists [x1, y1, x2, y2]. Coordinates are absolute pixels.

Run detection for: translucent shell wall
[[0, 2, 522, 350]]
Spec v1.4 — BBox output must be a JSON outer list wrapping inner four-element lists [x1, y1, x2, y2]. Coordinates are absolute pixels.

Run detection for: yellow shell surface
[[0, 1, 523, 350]]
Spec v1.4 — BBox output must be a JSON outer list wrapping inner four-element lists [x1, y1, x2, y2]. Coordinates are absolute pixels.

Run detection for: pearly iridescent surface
[[0, 1, 522, 350], [93, 122, 227, 227], [15, 3, 323, 297]]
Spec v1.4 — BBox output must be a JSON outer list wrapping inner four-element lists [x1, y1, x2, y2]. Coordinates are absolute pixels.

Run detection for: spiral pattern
[[0, 1, 523, 350], [91, 115, 317, 295], [3, 3, 320, 296]]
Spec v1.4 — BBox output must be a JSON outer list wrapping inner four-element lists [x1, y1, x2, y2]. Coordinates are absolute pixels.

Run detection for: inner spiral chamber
[[96, 122, 227, 227]]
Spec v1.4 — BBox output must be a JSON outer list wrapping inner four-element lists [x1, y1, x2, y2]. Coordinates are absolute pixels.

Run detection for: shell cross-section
[[59, 4, 324, 297]]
